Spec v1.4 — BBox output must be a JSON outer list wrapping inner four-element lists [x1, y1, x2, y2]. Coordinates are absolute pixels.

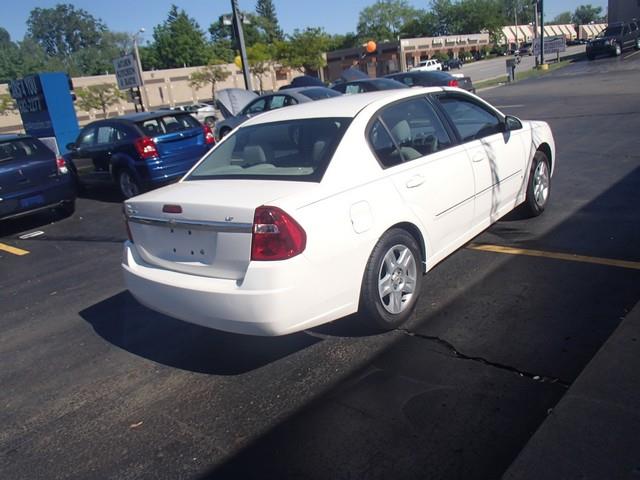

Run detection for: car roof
[[116, 110, 193, 122], [242, 87, 444, 126]]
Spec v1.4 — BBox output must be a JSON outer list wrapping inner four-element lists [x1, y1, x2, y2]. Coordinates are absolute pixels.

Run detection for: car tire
[[521, 150, 551, 217], [636, 38, 640, 50], [117, 169, 141, 199], [587, 53, 595, 60], [360, 229, 422, 330]]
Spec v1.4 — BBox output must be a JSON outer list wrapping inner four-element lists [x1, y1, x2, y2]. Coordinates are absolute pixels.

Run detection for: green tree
[[152, 5, 211, 69], [26, 4, 106, 59], [247, 43, 275, 91], [550, 11, 573, 25], [0, 93, 16, 116], [276, 28, 331, 74], [189, 62, 232, 100], [327, 33, 361, 51], [75, 84, 125, 118], [572, 4, 603, 25], [255, 0, 283, 43], [357, 0, 420, 41], [400, 11, 438, 38], [501, 0, 535, 26]]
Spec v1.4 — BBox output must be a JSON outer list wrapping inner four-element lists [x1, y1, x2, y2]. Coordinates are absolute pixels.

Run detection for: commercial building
[[501, 23, 607, 44], [608, 0, 640, 23], [325, 33, 490, 82]]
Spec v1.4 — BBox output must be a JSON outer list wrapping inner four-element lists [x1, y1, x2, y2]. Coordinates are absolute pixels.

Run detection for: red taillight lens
[[203, 125, 215, 145], [56, 157, 69, 174], [251, 206, 306, 261], [134, 136, 159, 159], [447, 79, 459, 87]]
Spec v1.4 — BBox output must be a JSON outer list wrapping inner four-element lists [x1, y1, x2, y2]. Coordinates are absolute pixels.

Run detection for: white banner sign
[[113, 54, 142, 90], [533, 36, 567, 56]]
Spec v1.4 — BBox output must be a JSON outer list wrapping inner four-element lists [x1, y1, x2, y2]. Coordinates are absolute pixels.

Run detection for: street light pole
[[540, 0, 545, 65], [133, 28, 146, 111], [231, 0, 252, 91]]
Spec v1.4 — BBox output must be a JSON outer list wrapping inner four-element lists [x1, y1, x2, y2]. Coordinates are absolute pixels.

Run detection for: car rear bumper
[[0, 176, 76, 221], [122, 242, 356, 336]]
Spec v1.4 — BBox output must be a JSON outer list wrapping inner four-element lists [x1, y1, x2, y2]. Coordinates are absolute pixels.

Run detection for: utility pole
[[231, 0, 252, 91], [533, 0, 539, 67], [540, 0, 545, 65], [133, 28, 146, 111]]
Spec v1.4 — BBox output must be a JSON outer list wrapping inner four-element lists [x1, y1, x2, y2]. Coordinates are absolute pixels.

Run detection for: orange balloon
[[366, 41, 377, 53]]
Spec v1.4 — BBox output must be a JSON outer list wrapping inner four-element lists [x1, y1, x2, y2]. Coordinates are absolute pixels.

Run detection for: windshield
[[186, 117, 351, 182], [599, 26, 623, 37]]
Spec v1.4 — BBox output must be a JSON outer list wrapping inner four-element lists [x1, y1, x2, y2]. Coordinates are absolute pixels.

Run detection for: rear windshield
[[186, 117, 351, 182], [0, 138, 51, 164], [299, 88, 342, 101], [136, 114, 201, 136], [600, 26, 623, 37]]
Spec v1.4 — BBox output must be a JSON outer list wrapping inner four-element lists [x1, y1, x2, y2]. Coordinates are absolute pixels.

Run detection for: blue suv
[[65, 111, 215, 198]]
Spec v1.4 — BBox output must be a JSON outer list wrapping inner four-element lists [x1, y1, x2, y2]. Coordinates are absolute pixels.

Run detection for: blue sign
[[9, 72, 79, 154]]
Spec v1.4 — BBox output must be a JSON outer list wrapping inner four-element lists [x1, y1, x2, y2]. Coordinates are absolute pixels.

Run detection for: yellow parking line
[[0, 242, 29, 256], [467, 243, 640, 271]]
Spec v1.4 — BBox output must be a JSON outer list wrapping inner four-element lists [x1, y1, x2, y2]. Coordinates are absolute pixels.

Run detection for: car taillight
[[203, 125, 215, 145], [447, 79, 459, 87], [134, 136, 159, 159], [251, 206, 306, 261], [56, 157, 69, 174]]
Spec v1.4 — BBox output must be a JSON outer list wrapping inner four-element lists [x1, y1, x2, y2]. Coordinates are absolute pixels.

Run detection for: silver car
[[214, 87, 341, 139]]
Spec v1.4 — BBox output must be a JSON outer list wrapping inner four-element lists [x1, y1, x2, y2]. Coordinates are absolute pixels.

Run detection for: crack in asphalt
[[396, 328, 571, 389]]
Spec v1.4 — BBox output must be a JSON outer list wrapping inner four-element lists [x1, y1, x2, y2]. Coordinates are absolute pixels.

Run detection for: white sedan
[[122, 87, 555, 336]]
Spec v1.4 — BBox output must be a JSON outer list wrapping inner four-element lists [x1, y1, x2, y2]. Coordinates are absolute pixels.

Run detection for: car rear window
[[136, 114, 201, 136], [186, 117, 351, 182], [299, 88, 342, 100], [0, 138, 51, 164]]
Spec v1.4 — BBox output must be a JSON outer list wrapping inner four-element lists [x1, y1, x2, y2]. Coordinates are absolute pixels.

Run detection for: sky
[[1, 0, 610, 43]]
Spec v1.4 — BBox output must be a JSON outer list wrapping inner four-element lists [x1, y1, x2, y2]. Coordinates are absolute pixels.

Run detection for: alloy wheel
[[378, 244, 417, 314], [533, 160, 550, 208]]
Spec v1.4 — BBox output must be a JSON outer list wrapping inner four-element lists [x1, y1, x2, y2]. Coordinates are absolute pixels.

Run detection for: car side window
[[245, 98, 267, 115], [401, 76, 414, 86], [96, 126, 115, 145], [345, 84, 363, 94], [269, 95, 288, 110], [379, 98, 453, 160], [438, 95, 502, 142], [369, 119, 403, 168], [78, 127, 96, 147]]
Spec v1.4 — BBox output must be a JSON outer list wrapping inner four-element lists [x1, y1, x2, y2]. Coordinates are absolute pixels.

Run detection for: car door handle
[[472, 153, 486, 163], [405, 175, 425, 188]]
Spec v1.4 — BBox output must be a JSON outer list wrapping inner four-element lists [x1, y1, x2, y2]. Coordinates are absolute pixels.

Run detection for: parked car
[[516, 44, 533, 56], [214, 87, 341, 139], [410, 59, 442, 71], [586, 21, 640, 59], [385, 71, 475, 93], [0, 134, 76, 221], [65, 111, 215, 198], [123, 88, 556, 336], [331, 78, 408, 94], [442, 58, 463, 70], [174, 103, 218, 126]]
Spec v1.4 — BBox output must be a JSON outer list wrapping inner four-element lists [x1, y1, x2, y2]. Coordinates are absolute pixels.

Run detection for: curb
[[502, 299, 640, 479]]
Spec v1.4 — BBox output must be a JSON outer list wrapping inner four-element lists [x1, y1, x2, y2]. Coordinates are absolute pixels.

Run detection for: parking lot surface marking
[[468, 243, 640, 271], [624, 51, 640, 60], [0, 242, 29, 256]]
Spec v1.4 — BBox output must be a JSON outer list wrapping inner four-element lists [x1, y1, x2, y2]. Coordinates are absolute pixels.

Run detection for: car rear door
[[370, 97, 475, 259]]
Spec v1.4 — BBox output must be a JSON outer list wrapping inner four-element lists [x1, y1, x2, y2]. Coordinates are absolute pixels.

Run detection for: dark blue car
[[65, 111, 215, 198], [0, 134, 76, 221]]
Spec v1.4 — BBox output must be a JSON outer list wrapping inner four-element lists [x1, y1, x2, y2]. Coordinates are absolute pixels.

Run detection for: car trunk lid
[[0, 138, 58, 196], [125, 179, 316, 280]]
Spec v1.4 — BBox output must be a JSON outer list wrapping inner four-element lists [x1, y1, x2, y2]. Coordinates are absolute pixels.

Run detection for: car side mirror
[[503, 115, 523, 132], [66, 142, 78, 151]]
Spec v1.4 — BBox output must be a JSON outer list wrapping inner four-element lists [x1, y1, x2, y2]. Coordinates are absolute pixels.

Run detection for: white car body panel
[[411, 59, 443, 72], [123, 88, 556, 336]]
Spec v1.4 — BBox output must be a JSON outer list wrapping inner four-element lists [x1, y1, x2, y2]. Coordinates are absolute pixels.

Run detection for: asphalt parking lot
[[1, 53, 639, 480]]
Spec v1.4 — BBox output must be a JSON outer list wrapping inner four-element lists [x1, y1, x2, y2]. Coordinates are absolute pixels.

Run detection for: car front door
[[369, 97, 475, 262], [435, 93, 527, 225], [69, 125, 105, 185]]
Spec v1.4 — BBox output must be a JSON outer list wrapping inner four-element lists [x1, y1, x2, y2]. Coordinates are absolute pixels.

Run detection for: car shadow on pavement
[[0, 207, 73, 238], [78, 184, 124, 204], [80, 291, 321, 375]]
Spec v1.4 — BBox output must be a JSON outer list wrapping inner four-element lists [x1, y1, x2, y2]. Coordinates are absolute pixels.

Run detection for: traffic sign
[[113, 54, 142, 90]]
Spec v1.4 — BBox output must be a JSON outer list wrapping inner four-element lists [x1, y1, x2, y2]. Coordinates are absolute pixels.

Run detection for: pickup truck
[[410, 59, 442, 72]]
